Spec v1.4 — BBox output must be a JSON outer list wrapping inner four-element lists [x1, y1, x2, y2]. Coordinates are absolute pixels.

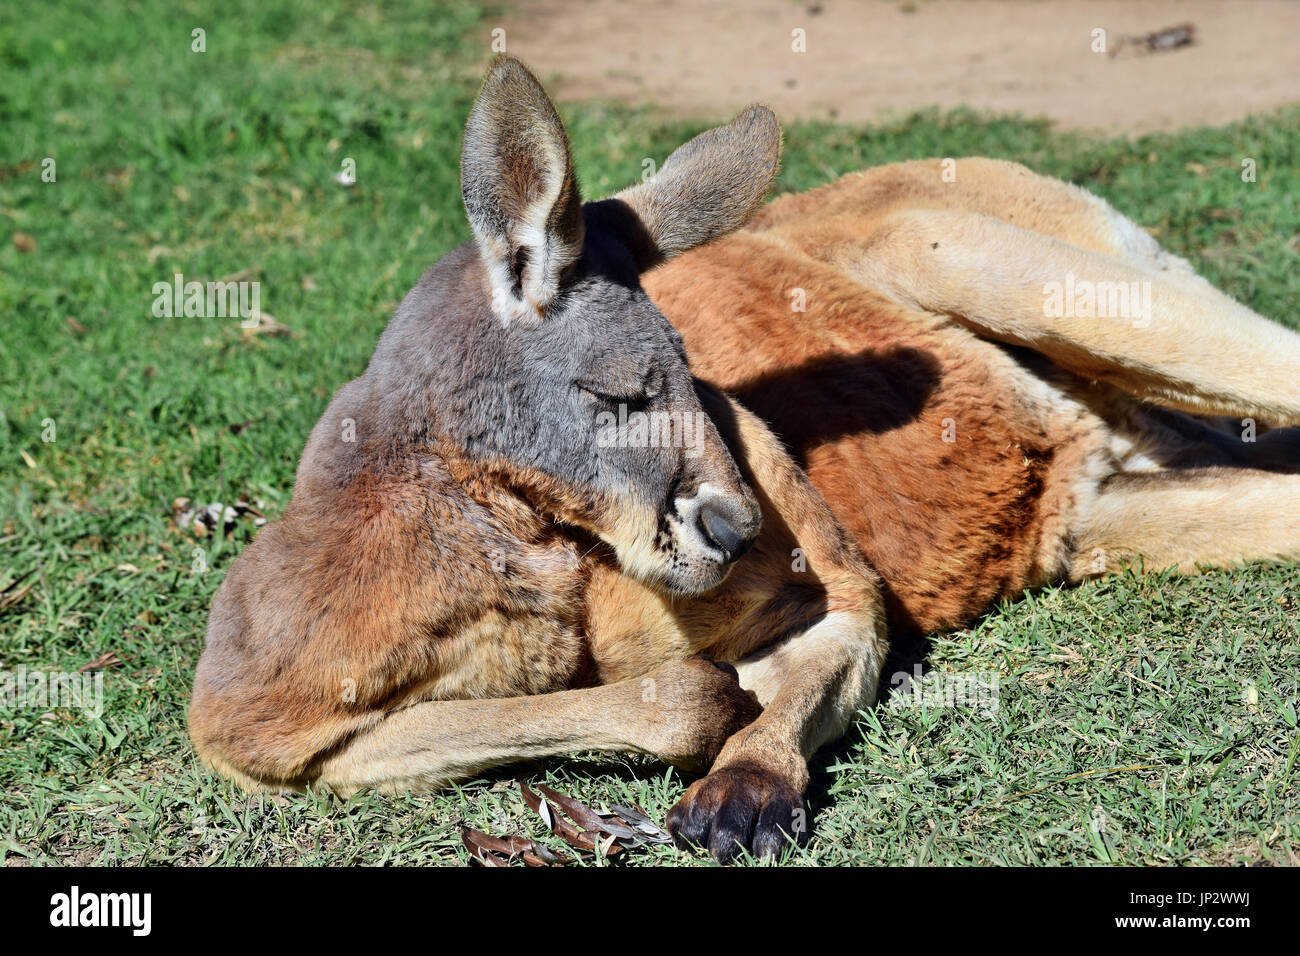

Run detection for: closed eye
[[576, 382, 650, 411], [575, 366, 660, 410]]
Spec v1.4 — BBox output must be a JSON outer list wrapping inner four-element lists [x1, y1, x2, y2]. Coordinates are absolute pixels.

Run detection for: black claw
[[752, 795, 806, 859], [664, 805, 690, 848], [666, 798, 709, 850], [708, 798, 758, 863], [668, 762, 810, 864]]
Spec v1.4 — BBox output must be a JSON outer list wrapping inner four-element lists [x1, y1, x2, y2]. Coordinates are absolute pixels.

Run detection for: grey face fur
[[375, 56, 782, 596]]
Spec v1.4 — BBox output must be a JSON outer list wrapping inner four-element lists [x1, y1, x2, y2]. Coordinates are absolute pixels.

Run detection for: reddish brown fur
[[189, 376, 880, 789], [647, 234, 1060, 633], [189, 60, 1300, 865], [192, 144, 1299, 831], [189, 163, 1101, 787], [191, 429, 601, 787]]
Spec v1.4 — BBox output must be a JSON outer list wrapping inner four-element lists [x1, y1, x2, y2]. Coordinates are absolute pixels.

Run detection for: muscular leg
[[852, 209, 1300, 425], [661, 393, 889, 862], [1070, 469, 1300, 580], [666, 609, 883, 861], [310, 656, 761, 794]]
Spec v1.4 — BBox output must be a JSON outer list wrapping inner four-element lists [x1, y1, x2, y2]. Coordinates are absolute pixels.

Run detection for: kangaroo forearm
[[725, 611, 884, 783], [313, 684, 644, 792], [309, 657, 763, 794]]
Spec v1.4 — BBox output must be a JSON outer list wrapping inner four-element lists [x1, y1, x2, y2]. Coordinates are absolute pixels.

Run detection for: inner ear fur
[[600, 105, 783, 271], [461, 55, 584, 320]]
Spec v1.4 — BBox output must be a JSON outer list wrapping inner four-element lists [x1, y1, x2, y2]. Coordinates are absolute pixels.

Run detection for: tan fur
[[190, 68, 1300, 859], [645, 157, 1300, 631]]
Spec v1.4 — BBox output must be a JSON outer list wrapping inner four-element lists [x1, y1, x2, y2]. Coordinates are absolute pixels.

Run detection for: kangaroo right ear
[[597, 106, 782, 270], [461, 56, 584, 322]]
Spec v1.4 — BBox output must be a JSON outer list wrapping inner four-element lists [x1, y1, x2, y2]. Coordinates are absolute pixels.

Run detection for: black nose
[[697, 496, 758, 562]]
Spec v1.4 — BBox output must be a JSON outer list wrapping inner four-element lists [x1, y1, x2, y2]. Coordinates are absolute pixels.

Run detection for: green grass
[[2, 0, 1297, 866]]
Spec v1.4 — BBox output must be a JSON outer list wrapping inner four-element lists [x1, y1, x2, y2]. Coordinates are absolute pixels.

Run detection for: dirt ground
[[501, 0, 1300, 135]]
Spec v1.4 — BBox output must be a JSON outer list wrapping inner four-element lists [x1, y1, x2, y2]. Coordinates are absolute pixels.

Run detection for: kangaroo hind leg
[[1070, 468, 1300, 581], [855, 208, 1300, 426]]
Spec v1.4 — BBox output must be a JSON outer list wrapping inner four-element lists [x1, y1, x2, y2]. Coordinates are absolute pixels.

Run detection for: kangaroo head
[[427, 55, 781, 596]]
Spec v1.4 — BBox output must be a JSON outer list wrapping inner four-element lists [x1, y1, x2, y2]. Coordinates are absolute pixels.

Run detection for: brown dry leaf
[[1109, 22, 1196, 59], [240, 312, 295, 339], [608, 803, 673, 844], [460, 828, 499, 865], [217, 266, 262, 284], [66, 316, 88, 335], [535, 784, 639, 841], [466, 782, 673, 867], [1140, 22, 1196, 53], [519, 781, 554, 828], [172, 496, 268, 536], [522, 783, 629, 856], [79, 651, 125, 673], [461, 827, 566, 867], [521, 782, 600, 852], [13, 231, 36, 253]]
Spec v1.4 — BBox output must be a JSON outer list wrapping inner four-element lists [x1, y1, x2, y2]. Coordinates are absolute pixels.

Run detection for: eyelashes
[[574, 366, 662, 411], [577, 383, 650, 412]]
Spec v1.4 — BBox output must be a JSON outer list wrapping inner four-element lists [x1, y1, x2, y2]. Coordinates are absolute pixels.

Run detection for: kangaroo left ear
[[597, 105, 782, 271], [461, 56, 585, 322]]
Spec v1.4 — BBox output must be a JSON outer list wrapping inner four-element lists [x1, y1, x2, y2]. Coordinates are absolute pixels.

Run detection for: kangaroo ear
[[599, 106, 782, 270], [461, 56, 584, 321]]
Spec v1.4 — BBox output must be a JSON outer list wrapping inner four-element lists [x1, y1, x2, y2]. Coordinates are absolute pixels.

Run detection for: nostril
[[697, 498, 756, 562]]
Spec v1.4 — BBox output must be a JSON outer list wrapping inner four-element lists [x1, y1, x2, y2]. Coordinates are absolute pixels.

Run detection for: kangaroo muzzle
[[672, 481, 761, 567]]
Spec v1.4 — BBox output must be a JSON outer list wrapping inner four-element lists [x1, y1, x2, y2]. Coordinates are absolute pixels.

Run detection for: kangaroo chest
[[645, 236, 1115, 632]]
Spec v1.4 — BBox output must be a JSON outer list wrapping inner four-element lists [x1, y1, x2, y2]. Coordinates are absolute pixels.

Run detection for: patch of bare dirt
[[498, 0, 1300, 134]]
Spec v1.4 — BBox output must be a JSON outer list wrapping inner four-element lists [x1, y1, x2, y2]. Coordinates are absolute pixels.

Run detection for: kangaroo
[[189, 55, 1300, 863]]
